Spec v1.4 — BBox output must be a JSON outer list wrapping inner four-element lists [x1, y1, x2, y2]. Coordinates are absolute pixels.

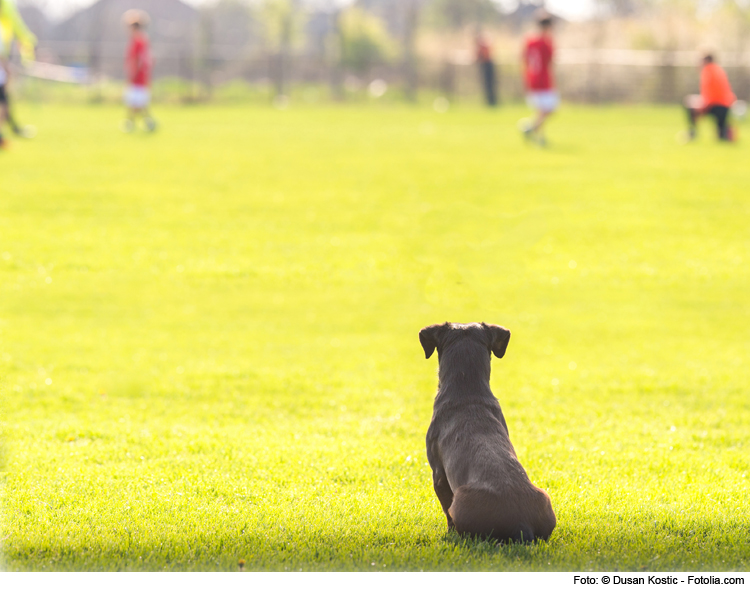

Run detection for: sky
[[32, 0, 596, 22]]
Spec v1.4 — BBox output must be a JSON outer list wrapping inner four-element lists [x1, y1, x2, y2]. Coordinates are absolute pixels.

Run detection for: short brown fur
[[420, 322, 556, 543]]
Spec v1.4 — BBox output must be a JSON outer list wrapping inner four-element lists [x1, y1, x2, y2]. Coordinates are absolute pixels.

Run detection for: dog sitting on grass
[[420, 322, 556, 543]]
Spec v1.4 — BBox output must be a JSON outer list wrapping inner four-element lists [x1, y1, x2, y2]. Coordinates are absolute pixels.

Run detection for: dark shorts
[[686, 103, 731, 140], [0, 85, 7, 105]]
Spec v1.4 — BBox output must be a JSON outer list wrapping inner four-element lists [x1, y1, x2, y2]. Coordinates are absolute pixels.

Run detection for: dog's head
[[419, 322, 511, 360]]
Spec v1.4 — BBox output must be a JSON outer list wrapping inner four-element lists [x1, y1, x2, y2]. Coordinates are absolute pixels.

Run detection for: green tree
[[338, 6, 396, 75], [260, 0, 306, 51], [259, 0, 306, 96], [426, 0, 501, 30]]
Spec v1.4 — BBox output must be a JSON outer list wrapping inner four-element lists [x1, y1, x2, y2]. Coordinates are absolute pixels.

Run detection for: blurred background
[[9, 0, 750, 106]]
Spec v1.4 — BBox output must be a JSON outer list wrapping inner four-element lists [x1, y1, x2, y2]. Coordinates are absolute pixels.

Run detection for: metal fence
[[15, 44, 750, 104]]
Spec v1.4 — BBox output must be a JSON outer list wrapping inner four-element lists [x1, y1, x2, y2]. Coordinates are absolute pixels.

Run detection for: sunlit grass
[[1, 102, 749, 571]]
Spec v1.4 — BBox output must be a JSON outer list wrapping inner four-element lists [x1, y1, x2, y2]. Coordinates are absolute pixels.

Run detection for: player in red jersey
[[520, 9, 558, 146], [122, 10, 156, 132]]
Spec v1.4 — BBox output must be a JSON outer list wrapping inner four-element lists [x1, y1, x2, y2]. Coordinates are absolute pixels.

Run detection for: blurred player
[[475, 29, 497, 107], [684, 50, 736, 142], [122, 10, 156, 133], [0, 24, 7, 148], [0, 0, 37, 141], [520, 9, 558, 147]]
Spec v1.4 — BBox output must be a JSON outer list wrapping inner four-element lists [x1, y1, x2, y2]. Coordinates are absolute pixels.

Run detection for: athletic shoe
[[13, 125, 37, 139], [144, 118, 157, 132], [517, 118, 534, 141]]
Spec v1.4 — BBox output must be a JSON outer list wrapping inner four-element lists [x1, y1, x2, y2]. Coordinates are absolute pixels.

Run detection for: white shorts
[[527, 90, 560, 113], [125, 85, 150, 109]]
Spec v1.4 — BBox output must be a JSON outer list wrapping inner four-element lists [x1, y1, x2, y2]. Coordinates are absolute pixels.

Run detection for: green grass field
[[1, 103, 749, 571]]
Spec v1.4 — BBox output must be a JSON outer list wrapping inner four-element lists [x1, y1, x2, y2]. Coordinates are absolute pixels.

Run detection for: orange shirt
[[701, 63, 736, 107]]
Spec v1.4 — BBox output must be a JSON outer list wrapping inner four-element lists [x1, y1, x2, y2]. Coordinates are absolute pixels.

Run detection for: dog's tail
[[448, 485, 556, 543]]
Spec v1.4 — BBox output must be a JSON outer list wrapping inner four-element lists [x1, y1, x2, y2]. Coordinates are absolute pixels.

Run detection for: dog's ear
[[484, 323, 511, 359], [419, 323, 447, 359]]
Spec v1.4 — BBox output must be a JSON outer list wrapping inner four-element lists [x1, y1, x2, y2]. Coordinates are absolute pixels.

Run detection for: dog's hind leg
[[427, 439, 455, 530], [450, 486, 521, 542], [432, 467, 455, 530]]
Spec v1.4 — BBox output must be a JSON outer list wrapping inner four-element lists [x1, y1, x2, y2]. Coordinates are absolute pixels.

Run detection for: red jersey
[[524, 35, 554, 91], [126, 35, 152, 86]]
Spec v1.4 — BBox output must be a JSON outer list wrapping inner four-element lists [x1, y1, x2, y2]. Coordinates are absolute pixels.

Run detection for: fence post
[[402, 0, 419, 102], [439, 59, 456, 101], [657, 50, 677, 103]]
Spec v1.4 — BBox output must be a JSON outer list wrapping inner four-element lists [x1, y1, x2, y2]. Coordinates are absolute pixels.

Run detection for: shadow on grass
[[440, 530, 553, 563]]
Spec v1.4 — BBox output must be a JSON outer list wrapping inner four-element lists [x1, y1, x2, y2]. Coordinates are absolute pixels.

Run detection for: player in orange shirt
[[685, 51, 736, 141]]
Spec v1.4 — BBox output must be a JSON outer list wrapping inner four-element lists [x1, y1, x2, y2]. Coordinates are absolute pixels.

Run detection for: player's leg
[[683, 94, 705, 140], [532, 110, 552, 145], [143, 108, 156, 132], [141, 90, 156, 132], [0, 63, 10, 145], [530, 91, 558, 146], [122, 108, 136, 132], [685, 106, 700, 140], [122, 85, 136, 132], [0, 85, 8, 148], [710, 105, 730, 140], [123, 86, 151, 131], [4, 99, 35, 139], [6, 101, 20, 135], [131, 87, 155, 131], [142, 85, 156, 132], [533, 108, 552, 131], [521, 106, 552, 145], [482, 61, 497, 107], [521, 94, 543, 141]]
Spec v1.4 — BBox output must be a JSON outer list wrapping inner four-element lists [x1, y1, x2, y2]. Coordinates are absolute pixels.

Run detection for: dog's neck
[[435, 341, 493, 399]]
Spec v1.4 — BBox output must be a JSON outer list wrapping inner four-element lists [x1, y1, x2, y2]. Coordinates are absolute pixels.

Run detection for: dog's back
[[421, 322, 556, 543], [429, 392, 556, 542]]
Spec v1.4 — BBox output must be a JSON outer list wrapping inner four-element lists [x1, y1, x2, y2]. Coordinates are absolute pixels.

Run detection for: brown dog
[[420, 322, 556, 543]]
